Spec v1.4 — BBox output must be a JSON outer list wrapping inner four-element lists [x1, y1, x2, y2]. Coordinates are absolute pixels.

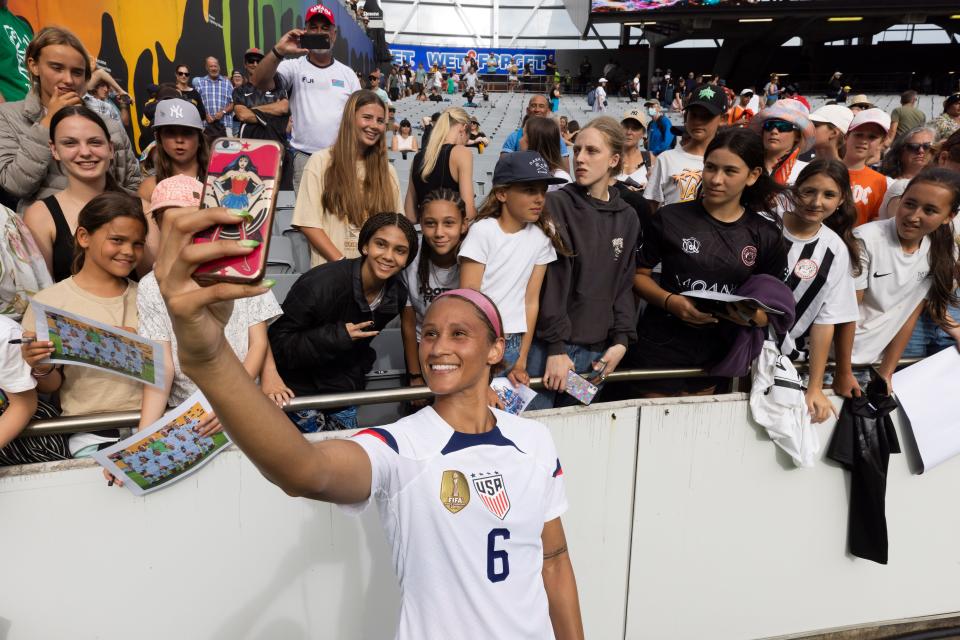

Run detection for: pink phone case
[[193, 138, 283, 284], [564, 370, 599, 405]]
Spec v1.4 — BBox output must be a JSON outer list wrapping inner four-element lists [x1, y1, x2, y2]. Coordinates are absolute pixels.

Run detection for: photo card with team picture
[[92, 390, 231, 496], [490, 377, 537, 415], [32, 302, 165, 388]]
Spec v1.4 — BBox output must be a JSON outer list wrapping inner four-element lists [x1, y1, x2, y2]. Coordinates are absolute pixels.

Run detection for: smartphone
[[192, 138, 283, 285], [299, 33, 331, 51], [564, 370, 599, 406]]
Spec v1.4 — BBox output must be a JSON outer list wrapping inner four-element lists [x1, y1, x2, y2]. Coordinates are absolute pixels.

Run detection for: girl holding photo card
[[630, 128, 788, 397], [20, 192, 147, 455], [529, 117, 640, 409]]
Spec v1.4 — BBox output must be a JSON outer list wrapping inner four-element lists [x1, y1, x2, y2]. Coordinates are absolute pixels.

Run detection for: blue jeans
[[526, 340, 605, 410], [288, 406, 358, 432], [903, 304, 960, 358], [501, 333, 523, 373]]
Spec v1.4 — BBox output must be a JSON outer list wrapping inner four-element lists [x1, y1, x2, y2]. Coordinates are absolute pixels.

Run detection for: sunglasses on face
[[762, 120, 798, 133], [176, 71, 189, 77], [904, 142, 933, 153]]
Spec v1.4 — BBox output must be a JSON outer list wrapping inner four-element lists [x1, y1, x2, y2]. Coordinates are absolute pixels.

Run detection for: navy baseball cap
[[493, 151, 567, 186]]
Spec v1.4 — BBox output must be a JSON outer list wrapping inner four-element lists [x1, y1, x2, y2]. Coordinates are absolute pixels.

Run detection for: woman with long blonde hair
[[292, 89, 403, 267], [404, 106, 477, 221]]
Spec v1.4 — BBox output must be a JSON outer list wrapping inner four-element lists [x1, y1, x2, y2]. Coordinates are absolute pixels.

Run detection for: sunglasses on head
[[904, 142, 933, 153], [762, 120, 798, 133]]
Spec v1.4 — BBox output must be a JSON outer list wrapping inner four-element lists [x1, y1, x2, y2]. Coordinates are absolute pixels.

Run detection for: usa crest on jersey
[[472, 472, 511, 520]]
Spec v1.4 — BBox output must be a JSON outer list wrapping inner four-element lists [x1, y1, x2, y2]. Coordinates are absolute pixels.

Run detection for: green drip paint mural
[[10, 0, 375, 150]]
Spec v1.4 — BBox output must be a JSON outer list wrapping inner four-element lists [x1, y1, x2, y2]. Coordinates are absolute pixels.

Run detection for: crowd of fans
[[1, 6, 960, 469]]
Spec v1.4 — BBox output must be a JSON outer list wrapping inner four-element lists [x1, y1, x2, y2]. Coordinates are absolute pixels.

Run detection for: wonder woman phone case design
[[193, 138, 283, 284]]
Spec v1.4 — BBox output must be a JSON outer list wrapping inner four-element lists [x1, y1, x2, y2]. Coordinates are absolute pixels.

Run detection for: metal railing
[[20, 359, 920, 436]]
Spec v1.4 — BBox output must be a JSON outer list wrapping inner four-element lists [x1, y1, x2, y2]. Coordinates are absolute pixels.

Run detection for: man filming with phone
[[251, 3, 360, 195]]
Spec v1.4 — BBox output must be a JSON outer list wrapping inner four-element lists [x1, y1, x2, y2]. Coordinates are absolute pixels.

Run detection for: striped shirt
[[780, 225, 859, 360], [192, 75, 233, 131]]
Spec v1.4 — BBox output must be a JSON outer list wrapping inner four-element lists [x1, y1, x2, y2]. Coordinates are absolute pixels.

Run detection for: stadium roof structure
[[580, 0, 960, 47]]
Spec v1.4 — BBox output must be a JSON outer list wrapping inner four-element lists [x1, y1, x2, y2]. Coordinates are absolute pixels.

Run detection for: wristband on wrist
[[663, 292, 675, 312], [271, 46, 283, 60], [32, 365, 57, 378]]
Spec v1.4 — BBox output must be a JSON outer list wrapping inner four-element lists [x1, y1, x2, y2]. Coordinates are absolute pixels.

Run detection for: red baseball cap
[[305, 4, 335, 25]]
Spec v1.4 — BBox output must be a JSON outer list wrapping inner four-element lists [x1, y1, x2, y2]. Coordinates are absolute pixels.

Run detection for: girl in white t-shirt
[[781, 160, 861, 422], [401, 189, 466, 392], [833, 168, 960, 398], [459, 152, 568, 386]]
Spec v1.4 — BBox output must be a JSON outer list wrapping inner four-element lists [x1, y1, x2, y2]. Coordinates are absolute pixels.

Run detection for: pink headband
[[435, 288, 503, 338]]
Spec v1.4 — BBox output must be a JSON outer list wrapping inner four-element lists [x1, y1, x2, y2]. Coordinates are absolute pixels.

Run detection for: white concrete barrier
[[1, 395, 958, 639]]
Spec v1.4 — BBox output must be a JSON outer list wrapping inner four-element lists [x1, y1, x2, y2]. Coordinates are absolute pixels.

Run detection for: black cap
[[685, 84, 727, 117], [493, 151, 567, 186]]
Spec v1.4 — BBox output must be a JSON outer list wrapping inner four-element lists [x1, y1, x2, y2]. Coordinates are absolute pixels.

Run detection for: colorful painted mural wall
[[9, 0, 375, 150]]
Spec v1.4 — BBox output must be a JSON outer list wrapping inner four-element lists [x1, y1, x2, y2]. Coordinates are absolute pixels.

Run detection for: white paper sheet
[[892, 347, 960, 473], [32, 302, 165, 388], [490, 377, 537, 415], [681, 290, 785, 315], [92, 390, 231, 496]]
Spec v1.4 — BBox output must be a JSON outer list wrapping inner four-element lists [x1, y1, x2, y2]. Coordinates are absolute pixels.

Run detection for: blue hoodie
[[647, 115, 675, 155]]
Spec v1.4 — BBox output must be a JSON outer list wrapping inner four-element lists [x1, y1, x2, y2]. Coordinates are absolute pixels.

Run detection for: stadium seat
[[274, 207, 295, 236], [275, 190, 296, 210], [282, 228, 313, 274], [265, 273, 299, 304], [266, 235, 296, 274]]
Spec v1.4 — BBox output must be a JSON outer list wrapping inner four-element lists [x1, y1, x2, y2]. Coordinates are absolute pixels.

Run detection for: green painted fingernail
[[238, 239, 260, 248], [229, 209, 254, 220], [260, 279, 276, 288]]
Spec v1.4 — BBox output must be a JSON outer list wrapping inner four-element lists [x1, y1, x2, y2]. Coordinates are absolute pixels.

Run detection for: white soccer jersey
[[344, 406, 568, 640], [781, 225, 859, 359], [851, 218, 932, 365]]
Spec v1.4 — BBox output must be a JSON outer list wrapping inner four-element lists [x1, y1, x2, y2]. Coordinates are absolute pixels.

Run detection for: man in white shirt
[[594, 78, 608, 113], [250, 3, 361, 195]]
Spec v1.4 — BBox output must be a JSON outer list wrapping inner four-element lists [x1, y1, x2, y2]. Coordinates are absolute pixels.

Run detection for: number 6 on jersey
[[487, 528, 510, 583]]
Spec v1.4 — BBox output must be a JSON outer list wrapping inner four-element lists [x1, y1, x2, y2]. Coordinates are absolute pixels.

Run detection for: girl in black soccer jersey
[[781, 160, 861, 423], [631, 128, 788, 396]]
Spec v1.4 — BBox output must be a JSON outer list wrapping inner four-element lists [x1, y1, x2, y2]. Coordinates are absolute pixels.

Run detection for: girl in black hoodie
[[269, 213, 418, 431], [529, 116, 641, 409]]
